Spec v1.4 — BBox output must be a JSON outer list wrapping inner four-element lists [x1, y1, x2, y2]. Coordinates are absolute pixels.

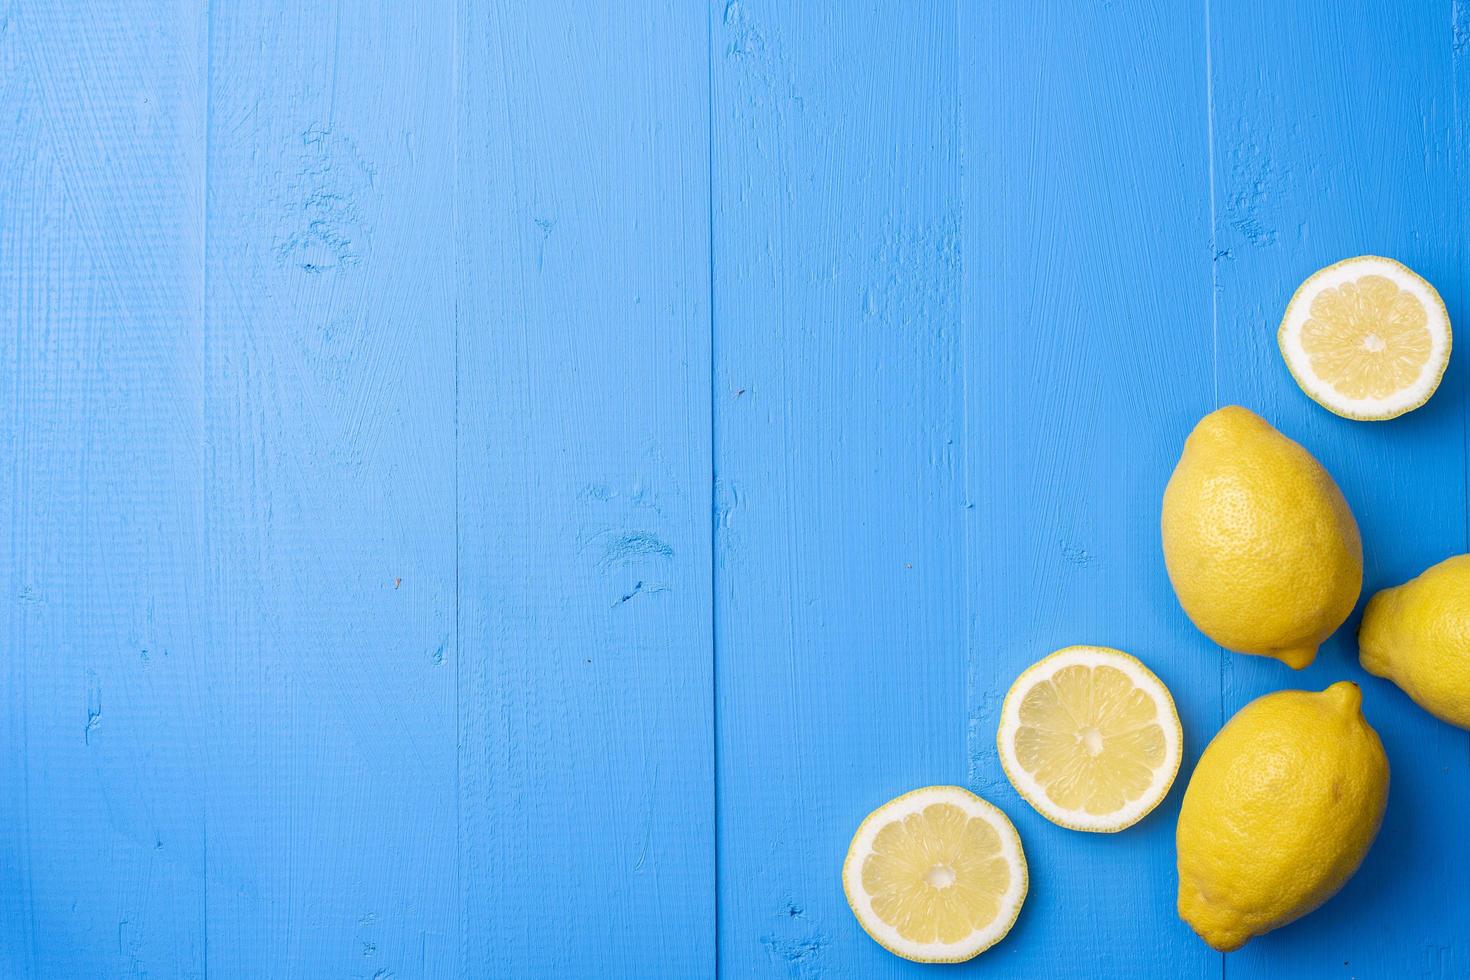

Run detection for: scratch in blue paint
[[534, 216, 556, 270], [714, 479, 740, 529], [760, 930, 827, 979], [85, 672, 102, 745], [614, 580, 669, 607], [632, 812, 652, 873], [598, 530, 674, 566], [1061, 543, 1096, 566], [274, 125, 374, 273]]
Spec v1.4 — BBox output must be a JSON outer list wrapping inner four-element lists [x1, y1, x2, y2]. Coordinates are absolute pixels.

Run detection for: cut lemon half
[[997, 646, 1182, 832], [1278, 255, 1450, 420], [843, 786, 1027, 963]]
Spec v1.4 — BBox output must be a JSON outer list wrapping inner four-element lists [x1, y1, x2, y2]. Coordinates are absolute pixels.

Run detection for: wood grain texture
[[203, 1, 458, 975], [711, 3, 968, 976], [961, 3, 1220, 976], [0, 2, 208, 976], [4, 1, 1470, 976], [1210, 2, 1470, 977], [455, 2, 714, 975]]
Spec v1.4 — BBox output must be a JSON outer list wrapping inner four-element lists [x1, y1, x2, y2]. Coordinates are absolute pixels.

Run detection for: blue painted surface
[[1, 1, 1467, 977]]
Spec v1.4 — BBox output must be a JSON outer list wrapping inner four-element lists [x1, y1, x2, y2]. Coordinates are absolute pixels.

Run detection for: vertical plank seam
[[6, 13, 39, 954], [452, 0, 463, 969], [1202, 1, 1226, 977], [201, 2, 214, 975], [1456, 0, 1470, 777], [955, 0, 974, 799], [706, 2, 720, 976], [4, 13, 35, 950], [1205, 0, 1219, 413], [1457, 0, 1469, 574]]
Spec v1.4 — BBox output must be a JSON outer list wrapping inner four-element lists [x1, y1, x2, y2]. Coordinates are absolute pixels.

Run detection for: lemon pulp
[[843, 786, 1027, 962], [1301, 274, 1430, 400], [862, 801, 1011, 944], [1015, 663, 1165, 814]]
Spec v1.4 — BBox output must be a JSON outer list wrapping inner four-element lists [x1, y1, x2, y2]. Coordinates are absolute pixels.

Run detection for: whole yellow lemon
[[1176, 683, 1388, 951], [1161, 406, 1362, 668], [1360, 554, 1470, 728]]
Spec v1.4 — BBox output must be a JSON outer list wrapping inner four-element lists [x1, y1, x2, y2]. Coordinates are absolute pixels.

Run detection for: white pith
[[1279, 256, 1450, 420], [842, 786, 1028, 963], [997, 646, 1183, 833]]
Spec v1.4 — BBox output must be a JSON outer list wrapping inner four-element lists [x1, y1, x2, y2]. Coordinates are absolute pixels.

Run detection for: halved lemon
[[997, 646, 1182, 832], [842, 785, 1027, 963], [1278, 255, 1450, 420]]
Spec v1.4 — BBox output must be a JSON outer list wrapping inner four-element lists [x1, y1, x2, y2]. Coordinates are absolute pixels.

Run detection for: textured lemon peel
[[1176, 683, 1388, 951], [1161, 407, 1363, 668], [1360, 554, 1470, 730]]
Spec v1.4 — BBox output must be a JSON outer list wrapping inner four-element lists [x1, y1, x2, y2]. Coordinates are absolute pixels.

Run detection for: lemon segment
[[843, 786, 1028, 963], [997, 646, 1183, 832], [1279, 255, 1450, 420]]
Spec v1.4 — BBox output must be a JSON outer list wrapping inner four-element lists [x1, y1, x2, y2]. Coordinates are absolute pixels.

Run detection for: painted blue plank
[[0, 3, 208, 977], [960, 2, 1220, 977], [1210, 2, 1470, 976], [455, 2, 714, 976], [203, 2, 459, 976], [711, 3, 968, 976], [7, 2, 1470, 977]]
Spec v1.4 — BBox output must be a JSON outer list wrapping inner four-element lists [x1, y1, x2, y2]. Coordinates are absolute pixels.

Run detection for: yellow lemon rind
[[1176, 682, 1389, 951], [842, 785, 1029, 963], [996, 646, 1184, 833], [1358, 554, 1470, 731], [1278, 255, 1451, 422]]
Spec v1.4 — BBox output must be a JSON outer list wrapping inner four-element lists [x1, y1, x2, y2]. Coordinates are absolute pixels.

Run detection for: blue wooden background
[[2, 1, 1467, 977]]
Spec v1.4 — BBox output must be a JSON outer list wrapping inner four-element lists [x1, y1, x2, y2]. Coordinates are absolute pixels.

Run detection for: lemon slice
[[996, 646, 1182, 832], [1278, 255, 1450, 420], [843, 786, 1027, 963]]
